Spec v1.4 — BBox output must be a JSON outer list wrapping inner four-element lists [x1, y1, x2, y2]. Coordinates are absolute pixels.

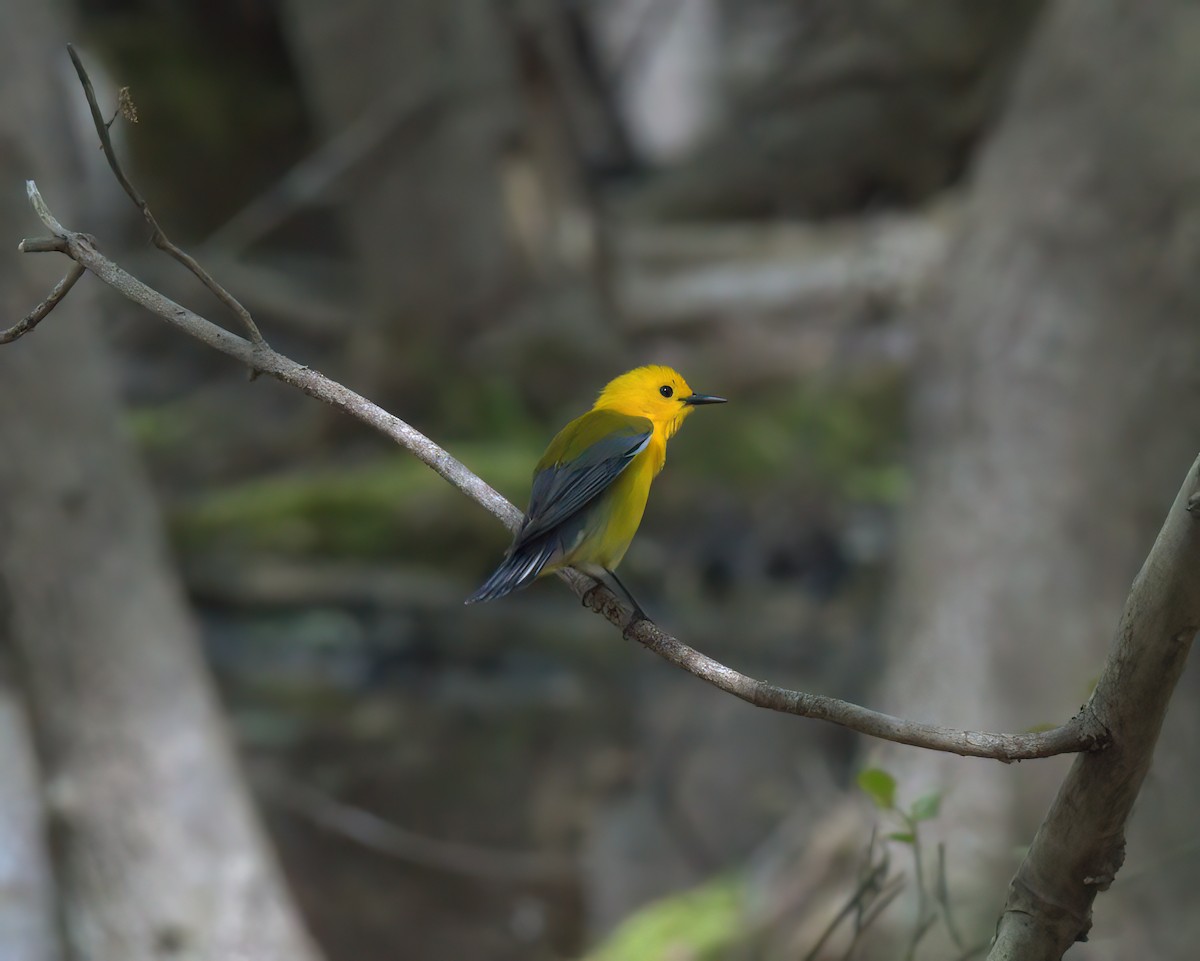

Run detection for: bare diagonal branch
[[8, 179, 1108, 763], [65, 43, 266, 347], [1, 261, 84, 344]]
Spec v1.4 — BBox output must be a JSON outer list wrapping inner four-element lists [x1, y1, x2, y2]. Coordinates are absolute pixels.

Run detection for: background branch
[[255, 769, 575, 883], [11, 178, 1103, 763]]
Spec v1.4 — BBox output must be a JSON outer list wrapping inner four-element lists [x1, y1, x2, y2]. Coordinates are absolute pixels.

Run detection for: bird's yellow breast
[[559, 433, 665, 571]]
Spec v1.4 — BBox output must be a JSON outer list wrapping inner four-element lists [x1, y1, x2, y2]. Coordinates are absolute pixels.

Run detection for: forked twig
[[65, 43, 265, 347]]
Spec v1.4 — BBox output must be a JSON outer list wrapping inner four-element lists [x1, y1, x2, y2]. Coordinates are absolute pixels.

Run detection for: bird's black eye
[[659, 385, 674, 398]]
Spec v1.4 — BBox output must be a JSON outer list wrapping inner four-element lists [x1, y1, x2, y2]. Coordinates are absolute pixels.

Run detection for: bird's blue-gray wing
[[465, 411, 651, 604], [516, 413, 652, 545]]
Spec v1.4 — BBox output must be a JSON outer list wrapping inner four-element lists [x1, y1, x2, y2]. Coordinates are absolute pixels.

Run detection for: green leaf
[[583, 875, 743, 961], [887, 832, 916, 845], [857, 768, 897, 810], [910, 791, 942, 823]]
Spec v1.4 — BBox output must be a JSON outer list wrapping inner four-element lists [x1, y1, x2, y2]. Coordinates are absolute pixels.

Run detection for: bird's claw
[[581, 583, 651, 632], [622, 609, 651, 636]]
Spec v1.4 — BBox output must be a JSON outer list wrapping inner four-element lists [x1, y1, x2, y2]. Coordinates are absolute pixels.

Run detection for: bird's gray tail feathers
[[465, 537, 557, 604]]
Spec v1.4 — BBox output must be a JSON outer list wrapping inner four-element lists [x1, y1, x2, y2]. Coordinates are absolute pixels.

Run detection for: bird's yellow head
[[593, 365, 726, 439]]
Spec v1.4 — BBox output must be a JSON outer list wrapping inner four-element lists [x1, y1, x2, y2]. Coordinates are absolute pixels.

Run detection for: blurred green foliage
[[857, 767, 898, 810], [670, 375, 908, 503], [857, 766, 942, 830], [582, 875, 744, 961], [168, 441, 538, 563]]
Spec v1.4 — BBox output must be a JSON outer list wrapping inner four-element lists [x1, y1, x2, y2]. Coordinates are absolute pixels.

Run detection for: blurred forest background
[[4, 1, 1200, 959]]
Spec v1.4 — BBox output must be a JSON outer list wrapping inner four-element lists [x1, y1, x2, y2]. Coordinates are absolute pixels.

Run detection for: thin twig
[[902, 819, 929, 961], [255, 770, 574, 883], [65, 44, 266, 347], [854, 828, 883, 933], [1, 263, 85, 344], [8, 180, 1111, 763], [903, 913, 939, 961], [936, 842, 969, 952], [843, 876, 906, 960], [802, 844, 889, 961]]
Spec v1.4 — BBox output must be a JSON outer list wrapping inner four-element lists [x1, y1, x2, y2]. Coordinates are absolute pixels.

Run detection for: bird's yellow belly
[[560, 445, 660, 571]]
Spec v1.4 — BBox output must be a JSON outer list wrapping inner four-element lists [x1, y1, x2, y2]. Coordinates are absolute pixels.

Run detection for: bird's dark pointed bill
[[683, 393, 727, 405]]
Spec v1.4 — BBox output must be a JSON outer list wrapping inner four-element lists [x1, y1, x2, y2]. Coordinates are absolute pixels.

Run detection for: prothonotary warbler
[[466, 365, 725, 619]]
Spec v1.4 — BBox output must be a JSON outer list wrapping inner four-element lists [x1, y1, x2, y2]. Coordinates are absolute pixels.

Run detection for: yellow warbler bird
[[466, 365, 726, 618]]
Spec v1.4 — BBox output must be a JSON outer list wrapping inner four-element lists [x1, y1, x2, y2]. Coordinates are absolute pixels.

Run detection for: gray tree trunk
[[740, 3, 1200, 957], [861, 0, 1200, 956], [0, 6, 68, 957], [0, 660, 58, 961], [0, 4, 324, 959], [279, 0, 531, 399]]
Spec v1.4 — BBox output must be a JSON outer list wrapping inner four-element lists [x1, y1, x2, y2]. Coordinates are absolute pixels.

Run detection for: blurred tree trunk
[[278, 0, 618, 415], [840, 1, 1200, 956], [0, 4, 323, 960], [618, 0, 1044, 220], [0, 659, 58, 961]]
